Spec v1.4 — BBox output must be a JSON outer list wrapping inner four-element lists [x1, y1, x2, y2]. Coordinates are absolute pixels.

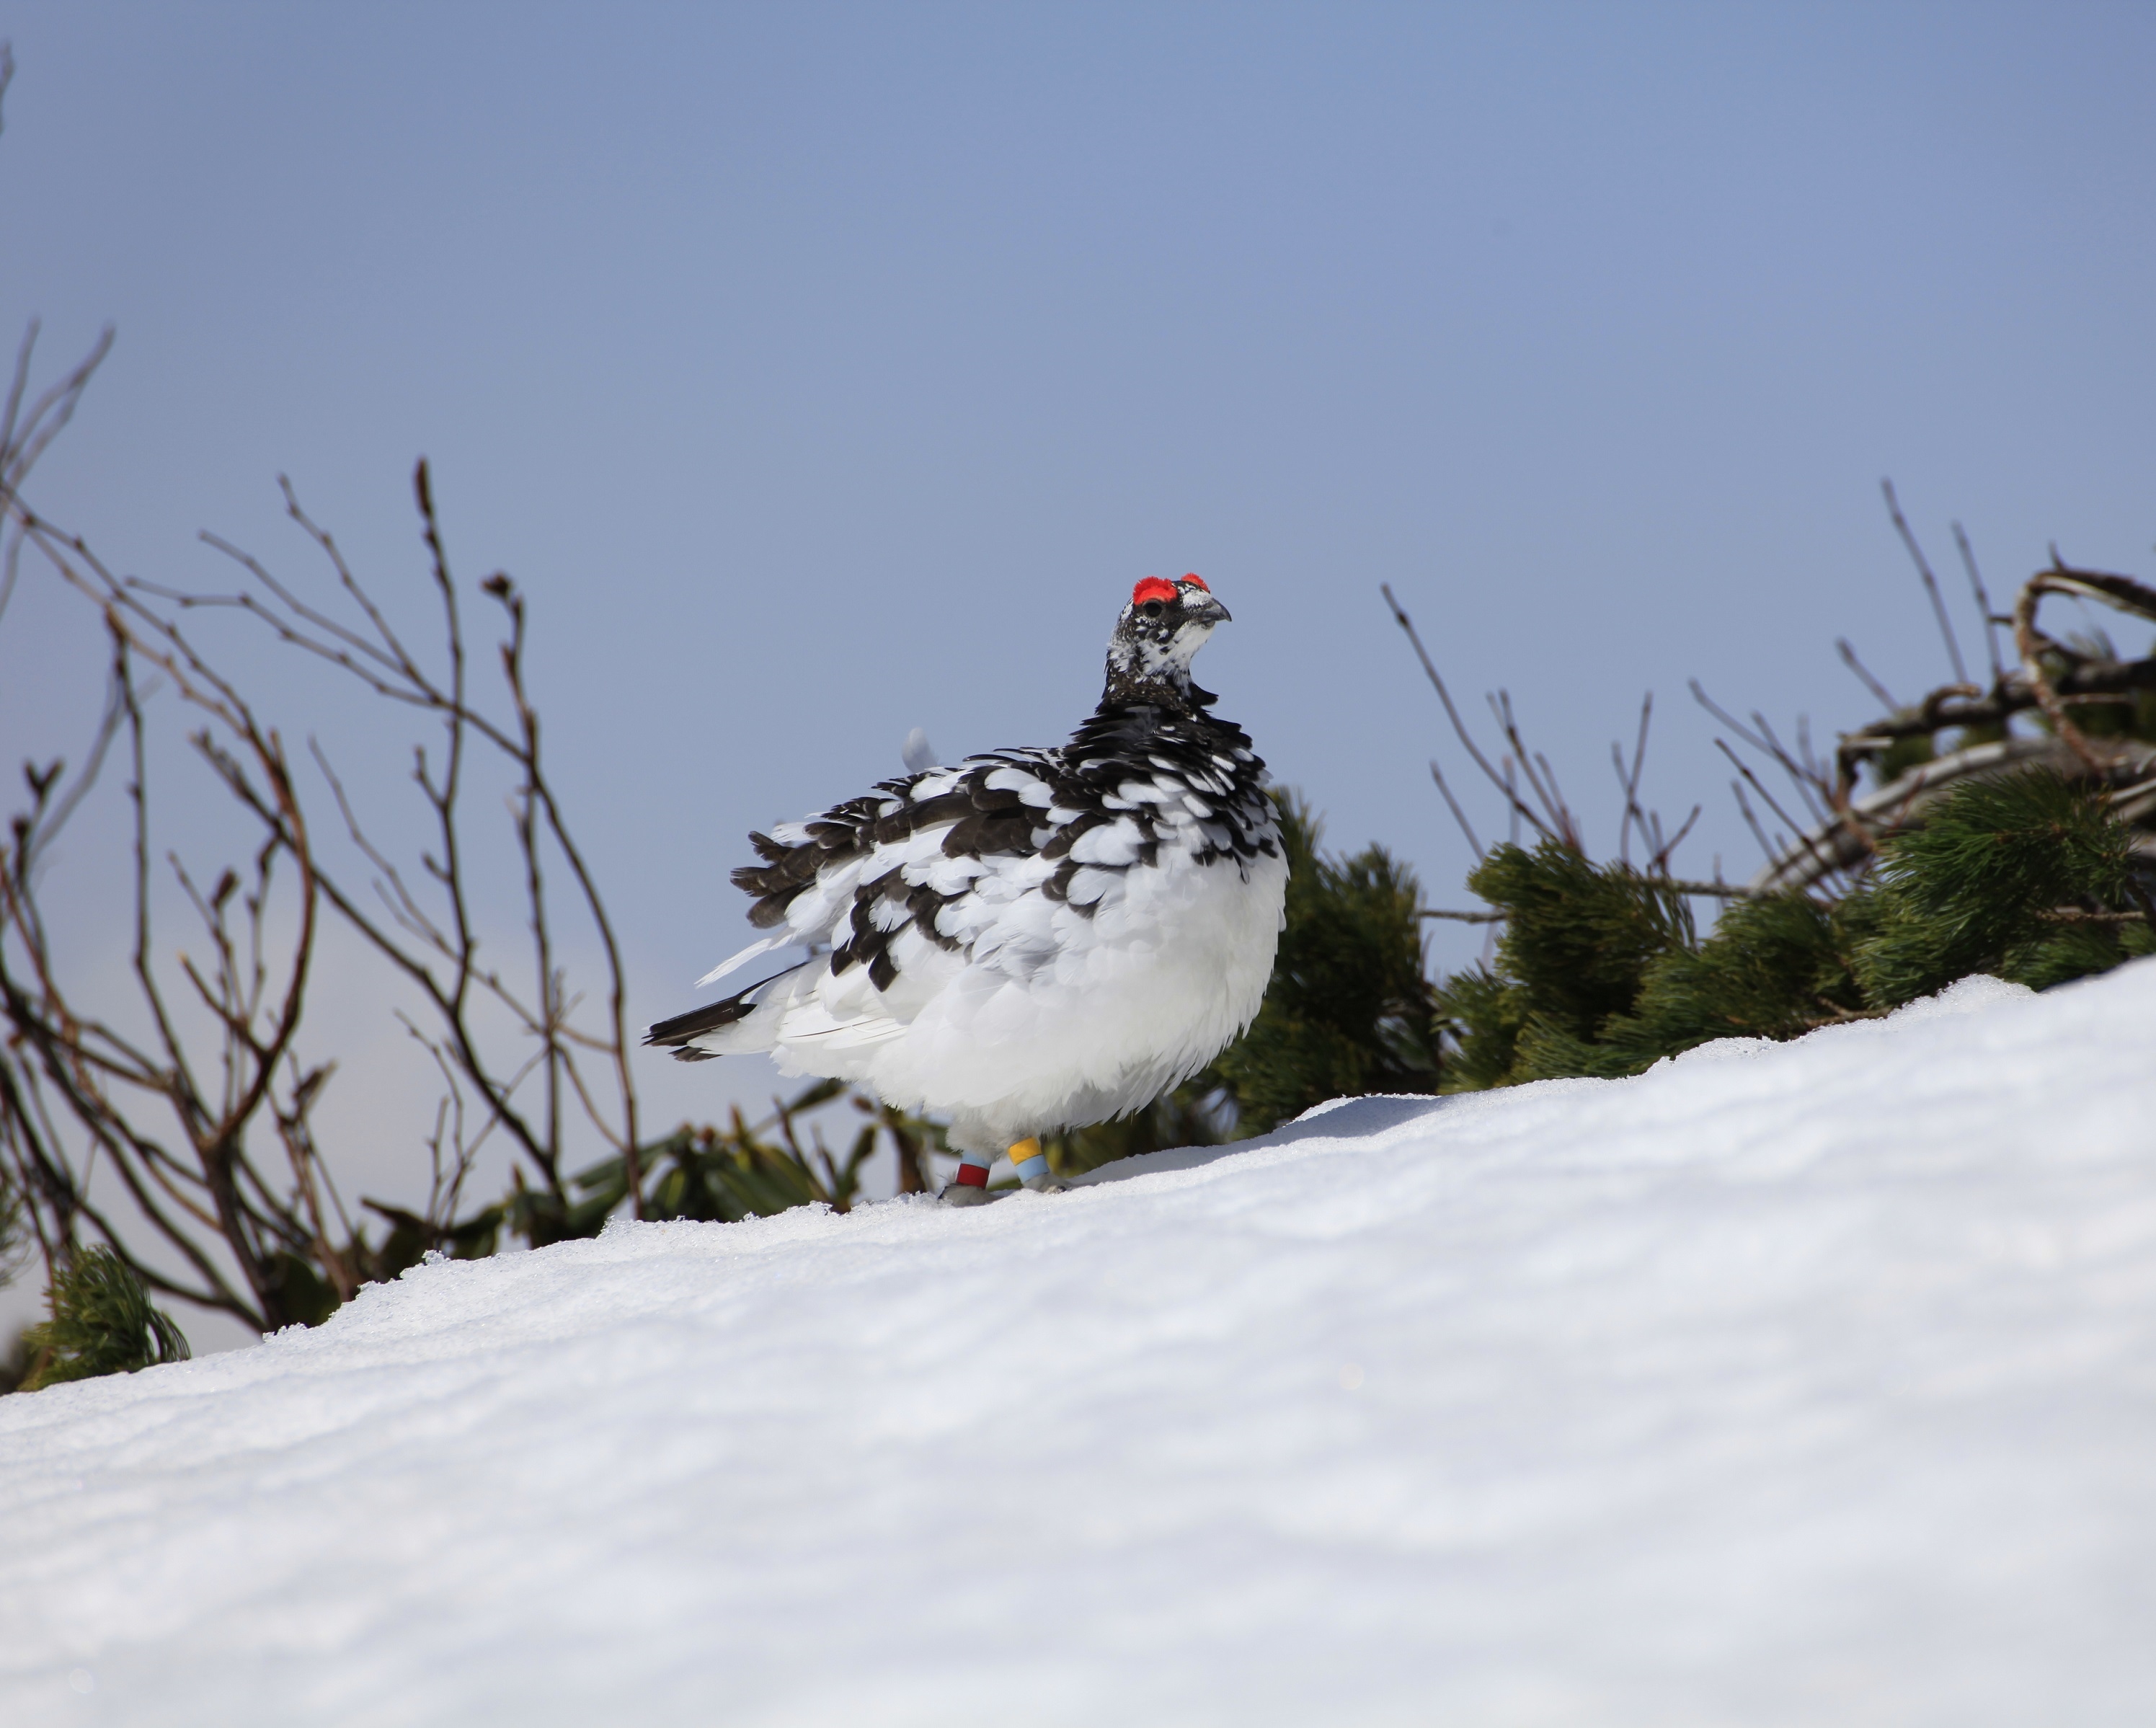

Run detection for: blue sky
[[3, 4, 2153, 1337]]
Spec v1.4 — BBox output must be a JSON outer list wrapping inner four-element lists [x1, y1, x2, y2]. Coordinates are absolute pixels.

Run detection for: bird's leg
[[1008, 1138, 1068, 1194], [937, 1138, 1066, 1205], [939, 1158, 995, 1206]]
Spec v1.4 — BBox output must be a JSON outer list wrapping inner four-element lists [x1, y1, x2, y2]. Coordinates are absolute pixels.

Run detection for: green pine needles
[[1852, 768, 2147, 1002], [1437, 768, 2153, 1088], [1212, 794, 1443, 1135], [19, 1246, 191, 1391]]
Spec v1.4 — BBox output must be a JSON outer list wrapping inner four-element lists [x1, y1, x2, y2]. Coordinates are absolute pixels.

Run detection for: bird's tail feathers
[[645, 964, 809, 1062]]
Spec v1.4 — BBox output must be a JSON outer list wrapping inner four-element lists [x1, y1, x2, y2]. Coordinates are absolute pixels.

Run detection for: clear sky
[[3, 4, 2153, 1342]]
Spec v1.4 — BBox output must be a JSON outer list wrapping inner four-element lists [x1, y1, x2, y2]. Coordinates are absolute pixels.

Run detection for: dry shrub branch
[[1, 316, 644, 1330]]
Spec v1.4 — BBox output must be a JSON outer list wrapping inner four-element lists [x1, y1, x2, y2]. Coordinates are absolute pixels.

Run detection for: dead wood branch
[[2012, 559, 2156, 776], [1728, 550, 2156, 897], [1699, 502, 2156, 898]]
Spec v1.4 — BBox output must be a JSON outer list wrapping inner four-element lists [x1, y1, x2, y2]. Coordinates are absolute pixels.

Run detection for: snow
[[6, 964, 2156, 1727]]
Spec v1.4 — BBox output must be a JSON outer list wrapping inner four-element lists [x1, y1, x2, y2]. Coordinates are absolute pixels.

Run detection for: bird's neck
[[1100, 663, 1214, 719]]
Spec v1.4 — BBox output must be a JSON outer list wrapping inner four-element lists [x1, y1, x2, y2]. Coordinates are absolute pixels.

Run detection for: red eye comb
[[1131, 577, 1179, 607], [1180, 574, 1209, 591]]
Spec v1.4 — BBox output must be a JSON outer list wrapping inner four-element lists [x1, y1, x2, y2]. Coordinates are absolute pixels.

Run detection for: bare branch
[[1951, 523, 2006, 687], [1651, 809, 1706, 879], [1, 324, 115, 508], [1381, 583, 1558, 845], [1610, 692, 1652, 865], [1689, 678, 1780, 760], [1881, 478, 1969, 687], [1729, 776, 1778, 867], [1426, 758, 1483, 859], [6, 415, 648, 1329], [1747, 710, 1829, 826], [1835, 637, 1899, 714]]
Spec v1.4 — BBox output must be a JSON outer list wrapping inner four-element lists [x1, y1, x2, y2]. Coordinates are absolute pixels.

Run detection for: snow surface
[[5, 962, 2156, 1727]]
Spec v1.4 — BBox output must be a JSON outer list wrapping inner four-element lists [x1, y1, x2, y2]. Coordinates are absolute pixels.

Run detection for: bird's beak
[[1184, 592, 1231, 626]]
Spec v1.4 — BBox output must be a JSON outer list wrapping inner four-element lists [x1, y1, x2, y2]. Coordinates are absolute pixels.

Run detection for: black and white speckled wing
[[647, 706, 1278, 1058]]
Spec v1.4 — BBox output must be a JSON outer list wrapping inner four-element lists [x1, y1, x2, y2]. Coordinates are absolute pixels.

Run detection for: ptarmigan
[[647, 574, 1285, 1203]]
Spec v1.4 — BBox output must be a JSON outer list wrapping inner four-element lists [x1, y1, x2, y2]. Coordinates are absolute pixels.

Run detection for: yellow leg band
[[1007, 1138, 1042, 1163]]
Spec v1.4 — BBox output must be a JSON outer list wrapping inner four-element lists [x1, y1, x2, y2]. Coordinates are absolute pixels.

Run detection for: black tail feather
[[644, 965, 803, 1059], [645, 994, 754, 1047]]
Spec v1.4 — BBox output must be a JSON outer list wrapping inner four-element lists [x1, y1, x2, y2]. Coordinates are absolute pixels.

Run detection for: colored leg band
[[1012, 1154, 1049, 1182], [954, 1163, 990, 1187]]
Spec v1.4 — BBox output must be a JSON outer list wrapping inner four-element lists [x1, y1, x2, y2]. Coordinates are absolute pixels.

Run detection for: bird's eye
[[1140, 599, 1166, 619]]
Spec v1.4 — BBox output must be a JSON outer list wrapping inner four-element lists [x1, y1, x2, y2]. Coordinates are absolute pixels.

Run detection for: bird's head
[[1104, 574, 1231, 711]]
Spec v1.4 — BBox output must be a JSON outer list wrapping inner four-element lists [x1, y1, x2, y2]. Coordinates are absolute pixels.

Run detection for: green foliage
[[1850, 768, 2144, 1003], [1590, 892, 1864, 1073], [360, 1199, 507, 1276], [257, 1252, 342, 1329], [1434, 840, 1695, 1086], [1427, 964, 1527, 1092], [1467, 839, 1693, 1041], [19, 1246, 190, 1390], [0, 1329, 37, 1396], [1212, 793, 1442, 1135], [504, 1080, 944, 1241], [629, 1114, 868, 1223], [1437, 768, 2152, 1090]]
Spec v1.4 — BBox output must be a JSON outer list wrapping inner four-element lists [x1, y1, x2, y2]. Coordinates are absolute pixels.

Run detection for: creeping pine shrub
[[1437, 842, 1700, 1086], [1212, 793, 1442, 1135], [19, 1246, 190, 1391], [1847, 768, 2149, 1003], [1438, 768, 2153, 1089]]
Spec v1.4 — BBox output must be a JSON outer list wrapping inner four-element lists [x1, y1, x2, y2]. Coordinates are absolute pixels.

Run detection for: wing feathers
[[695, 933, 785, 989], [648, 703, 1279, 1056]]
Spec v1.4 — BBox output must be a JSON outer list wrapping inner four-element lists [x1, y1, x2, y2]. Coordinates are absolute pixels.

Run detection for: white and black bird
[[647, 574, 1285, 1202]]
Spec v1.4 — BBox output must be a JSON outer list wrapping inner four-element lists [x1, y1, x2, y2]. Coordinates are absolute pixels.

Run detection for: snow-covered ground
[[5, 963, 2155, 1727]]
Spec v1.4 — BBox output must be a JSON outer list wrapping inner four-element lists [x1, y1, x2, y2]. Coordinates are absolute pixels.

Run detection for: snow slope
[[5, 963, 2156, 1727]]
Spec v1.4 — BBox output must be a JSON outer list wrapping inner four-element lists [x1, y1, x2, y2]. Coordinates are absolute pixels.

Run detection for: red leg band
[[954, 1164, 990, 1187]]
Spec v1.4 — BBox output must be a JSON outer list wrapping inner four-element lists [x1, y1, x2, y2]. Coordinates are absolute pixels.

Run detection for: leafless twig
[[1952, 522, 2006, 686], [1882, 479, 1969, 688], [1835, 637, 1899, 717], [1425, 759, 1482, 860], [1611, 694, 1651, 864], [4, 355, 648, 1328], [1382, 583, 1569, 847]]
